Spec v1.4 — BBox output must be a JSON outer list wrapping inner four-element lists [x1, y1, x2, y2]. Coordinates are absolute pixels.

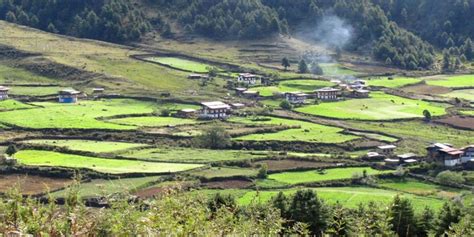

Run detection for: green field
[[0, 63, 55, 84], [145, 57, 215, 73], [347, 131, 398, 142], [460, 110, 474, 116], [296, 92, 447, 120], [0, 99, 34, 110], [189, 167, 258, 179], [107, 116, 199, 127], [378, 178, 460, 197], [441, 89, 474, 101], [366, 77, 421, 88], [120, 147, 268, 163], [320, 63, 358, 76], [237, 187, 446, 211], [22, 139, 147, 153], [15, 150, 203, 174], [267, 167, 391, 185], [230, 116, 358, 143], [51, 176, 160, 198], [253, 80, 334, 97], [9, 86, 64, 96], [426, 74, 474, 88], [0, 99, 160, 129]]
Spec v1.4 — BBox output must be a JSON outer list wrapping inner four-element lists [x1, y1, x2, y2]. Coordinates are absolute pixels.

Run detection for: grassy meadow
[[0, 99, 35, 110], [22, 139, 148, 153], [426, 74, 474, 88], [145, 57, 217, 73], [15, 150, 203, 174], [366, 77, 421, 88], [296, 92, 447, 120], [230, 116, 359, 143], [441, 89, 474, 101], [107, 116, 199, 128], [253, 80, 335, 97]]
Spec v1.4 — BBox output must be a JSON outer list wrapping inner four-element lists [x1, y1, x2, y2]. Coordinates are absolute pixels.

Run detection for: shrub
[[436, 171, 465, 186], [279, 100, 292, 110]]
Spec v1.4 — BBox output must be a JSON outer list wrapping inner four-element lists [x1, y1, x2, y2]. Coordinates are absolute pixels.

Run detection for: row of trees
[[0, 0, 152, 42]]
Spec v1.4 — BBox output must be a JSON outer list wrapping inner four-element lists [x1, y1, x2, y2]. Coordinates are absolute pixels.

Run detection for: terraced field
[[9, 86, 64, 96], [296, 92, 447, 120], [0, 99, 34, 110], [22, 139, 148, 153], [107, 116, 199, 128], [190, 167, 258, 179], [366, 77, 421, 88], [441, 89, 474, 101], [0, 63, 55, 84], [230, 116, 358, 143], [15, 150, 203, 174], [426, 74, 474, 88], [145, 57, 217, 73], [253, 80, 335, 97]]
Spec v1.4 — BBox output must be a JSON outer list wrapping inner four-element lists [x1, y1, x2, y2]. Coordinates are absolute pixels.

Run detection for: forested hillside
[[1, 0, 473, 70]]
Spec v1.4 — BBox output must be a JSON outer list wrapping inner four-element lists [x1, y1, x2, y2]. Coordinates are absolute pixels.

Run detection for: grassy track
[[107, 116, 199, 127], [0, 99, 159, 129], [22, 139, 148, 153], [296, 92, 447, 120], [230, 116, 358, 143], [120, 147, 267, 163], [426, 74, 474, 88], [267, 167, 391, 184], [253, 80, 335, 97], [366, 77, 421, 88], [15, 150, 203, 174]]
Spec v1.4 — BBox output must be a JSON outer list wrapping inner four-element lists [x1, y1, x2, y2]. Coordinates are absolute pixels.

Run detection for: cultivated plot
[[22, 139, 148, 153], [253, 80, 335, 97], [366, 77, 421, 88]]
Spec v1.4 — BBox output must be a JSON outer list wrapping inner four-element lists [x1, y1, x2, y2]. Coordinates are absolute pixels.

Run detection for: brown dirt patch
[[402, 84, 452, 95], [134, 181, 196, 199], [0, 174, 73, 195], [254, 159, 334, 172], [435, 116, 474, 130], [202, 179, 253, 189]]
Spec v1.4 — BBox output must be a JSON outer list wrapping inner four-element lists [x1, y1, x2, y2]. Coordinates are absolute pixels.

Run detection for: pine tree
[[272, 192, 289, 218], [47, 22, 59, 33], [298, 60, 308, 73], [310, 62, 323, 75], [463, 38, 474, 60], [281, 57, 290, 70], [5, 144, 17, 156], [389, 195, 416, 237], [442, 51, 451, 72], [436, 203, 462, 236], [288, 189, 329, 235], [327, 203, 352, 236], [416, 207, 435, 237], [5, 11, 16, 23]]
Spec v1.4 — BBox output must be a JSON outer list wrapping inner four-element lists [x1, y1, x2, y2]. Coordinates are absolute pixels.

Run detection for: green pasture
[[230, 116, 358, 143], [460, 110, 474, 116], [120, 147, 267, 163], [107, 116, 199, 128], [22, 139, 147, 153], [189, 167, 258, 179], [347, 131, 398, 142], [319, 63, 358, 76], [237, 187, 446, 211], [253, 80, 334, 97], [15, 150, 203, 174], [0, 99, 163, 129], [0, 63, 55, 84], [9, 86, 63, 96], [50, 176, 160, 198], [267, 167, 391, 185], [441, 89, 474, 101], [366, 77, 421, 88], [145, 57, 216, 73], [378, 178, 461, 198], [426, 74, 474, 88], [0, 99, 34, 110], [296, 92, 447, 120]]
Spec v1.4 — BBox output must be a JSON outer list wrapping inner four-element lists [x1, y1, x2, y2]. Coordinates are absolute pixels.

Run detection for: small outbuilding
[[176, 108, 197, 118], [0, 86, 10, 100], [58, 89, 81, 103], [285, 92, 308, 104], [242, 90, 260, 99], [237, 73, 260, 85], [92, 88, 105, 94], [352, 89, 370, 98], [377, 145, 397, 156]]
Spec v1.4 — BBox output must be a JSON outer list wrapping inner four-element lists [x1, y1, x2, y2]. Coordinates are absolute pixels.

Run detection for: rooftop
[[286, 92, 308, 96], [397, 153, 417, 159], [180, 108, 197, 113], [239, 73, 258, 78], [0, 86, 10, 91], [59, 89, 80, 95], [316, 87, 340, 92], [378, 145, 397, 149], [201, 101, 231, 109]]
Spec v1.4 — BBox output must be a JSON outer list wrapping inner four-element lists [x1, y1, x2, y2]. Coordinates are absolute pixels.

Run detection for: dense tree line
[[0, 0, 151, 42]]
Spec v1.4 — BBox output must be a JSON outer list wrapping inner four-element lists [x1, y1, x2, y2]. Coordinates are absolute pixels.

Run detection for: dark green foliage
[[416, 207, 435, 237], [208, 192, 237, 213], [288, 189, 329, 236], [298, 60, 308, 73], [327, 203, 352, 236], [5, 144, 17, 156], [194, 125, 231, 149], [279, 100, 292, 110], [257, 164, 268, 179], [310, 62, 323, 75], [436, 170, 466, 186], [423, 109, 431, 122], [436, 203, 462, 236], [389, 195, 416, 237], [0, 0, 151, 42], [281, 57, 290, 70]]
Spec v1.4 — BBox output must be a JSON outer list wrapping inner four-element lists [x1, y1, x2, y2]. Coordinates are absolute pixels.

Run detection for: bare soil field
[[202, 179, 253, 189], [435, 116, 474, 130], [402, 84, 451, 95], [253, 159, 336, 172], [0, 174, 73, 195]]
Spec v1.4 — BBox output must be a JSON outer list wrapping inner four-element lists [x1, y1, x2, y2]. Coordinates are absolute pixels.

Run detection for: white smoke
[[311, 14, 354, 49]]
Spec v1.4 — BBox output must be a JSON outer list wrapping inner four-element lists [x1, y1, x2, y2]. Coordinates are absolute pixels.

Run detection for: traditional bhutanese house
[[384, 158, 400, 167], [315, 87, 340, 101], [397, 153, 418, 165], [92, 88, 105, 94], [352, 89, 370, 98], [366, 152, 384, 160], [353, 79, 366, 86], [438, 147, 463, 167], [188, 74, 209, 80], [235, 87, 248, 96], [231, 103, 245, 110], [242, 90, 260, 99], [426, 143, 453, 159], [58, 89, 80, 103], [199, 101, 231, 119], [377, 145, 397, 156], [237, 73, 260, 85], [285, 92, 308, 104], [461, 145, 474, 163], [0, 86, 10, 100], [176, 108, 197, 118]]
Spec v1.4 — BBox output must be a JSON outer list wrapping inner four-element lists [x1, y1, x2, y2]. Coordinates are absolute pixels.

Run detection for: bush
[[194, 125, 231, 149], [279, 100, 292, 110], [257, 164, 268, 179], [436, 171, 465, 186]]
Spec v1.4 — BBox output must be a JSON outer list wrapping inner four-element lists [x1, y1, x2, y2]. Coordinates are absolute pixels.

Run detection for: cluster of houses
[[366, 145, 420, 167], [176, 101, 247, 120], [427, 143, 474, 167]]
